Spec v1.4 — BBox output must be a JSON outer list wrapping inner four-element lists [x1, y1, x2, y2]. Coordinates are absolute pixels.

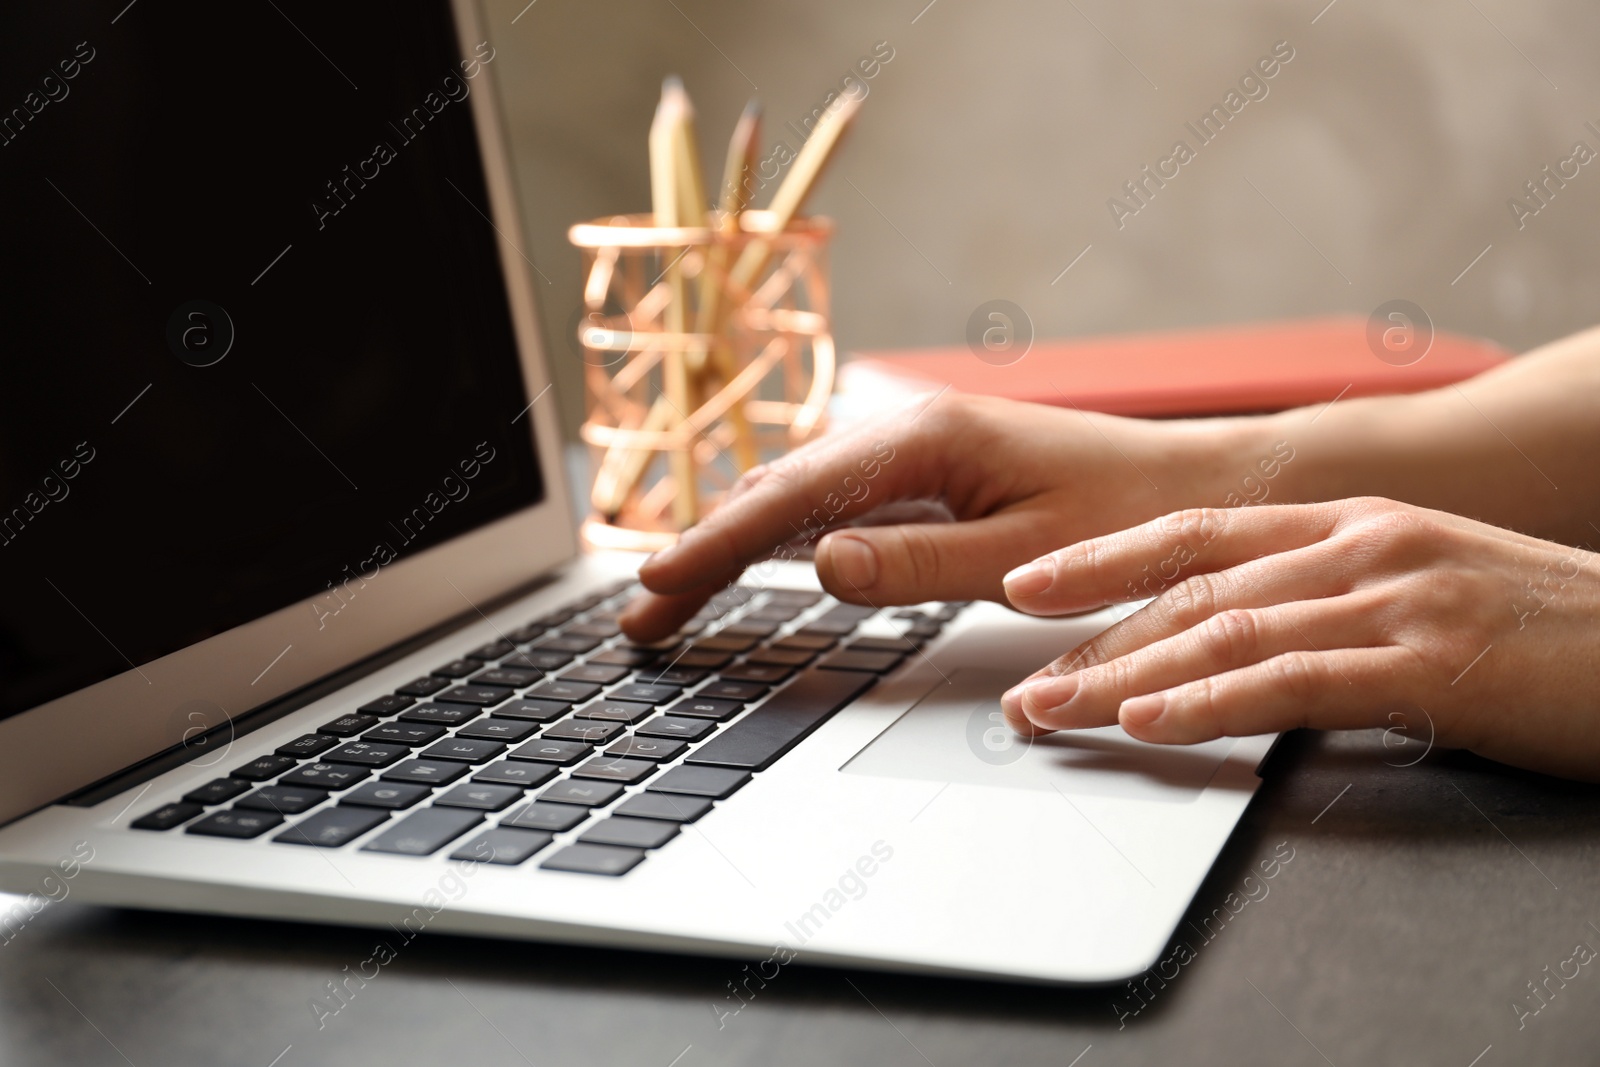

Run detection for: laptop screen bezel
[[0, 0, 578, 826]]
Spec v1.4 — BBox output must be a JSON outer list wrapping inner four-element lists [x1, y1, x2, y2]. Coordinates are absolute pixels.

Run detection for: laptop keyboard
[[129, 579, 967, 876]]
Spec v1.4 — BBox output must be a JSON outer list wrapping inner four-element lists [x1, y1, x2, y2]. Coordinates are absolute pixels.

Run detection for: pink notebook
[[841, 316, 1510, 417]]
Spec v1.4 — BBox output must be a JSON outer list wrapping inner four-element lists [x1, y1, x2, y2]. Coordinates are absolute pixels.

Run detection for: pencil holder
[[568, 210, 835, 552]]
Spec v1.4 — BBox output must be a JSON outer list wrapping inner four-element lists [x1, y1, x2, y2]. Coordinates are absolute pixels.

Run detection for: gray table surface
[[4, 727, 1598, 1067]]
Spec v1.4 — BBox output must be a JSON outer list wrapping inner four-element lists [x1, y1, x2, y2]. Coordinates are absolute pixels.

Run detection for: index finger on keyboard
[[636, 427, 918, 598]]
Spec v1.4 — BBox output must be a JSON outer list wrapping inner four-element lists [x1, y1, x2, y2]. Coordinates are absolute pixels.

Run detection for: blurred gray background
[[480, 0, 1600, 437]]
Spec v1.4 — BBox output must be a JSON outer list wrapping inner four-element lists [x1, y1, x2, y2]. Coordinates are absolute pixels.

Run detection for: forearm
[[1197, 326, 1600, 545]]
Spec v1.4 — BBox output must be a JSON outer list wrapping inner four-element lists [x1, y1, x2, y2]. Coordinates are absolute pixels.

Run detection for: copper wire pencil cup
[[568, 210, 835, 552]]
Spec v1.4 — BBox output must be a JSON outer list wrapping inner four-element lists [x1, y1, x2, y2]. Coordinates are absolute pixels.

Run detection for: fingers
[[1048, 542, 1344, 674], [1002, 503, 1343, 616], [616, 584, 720, 644], [817, 510, 1046, 606], [999, 594, 1378, 732], [1116, 647, 1412, 744], [638, 409, 934, 598]]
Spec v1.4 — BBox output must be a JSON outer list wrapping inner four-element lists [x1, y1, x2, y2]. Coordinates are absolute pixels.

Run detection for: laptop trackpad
[[841, 668, 1241, 804]]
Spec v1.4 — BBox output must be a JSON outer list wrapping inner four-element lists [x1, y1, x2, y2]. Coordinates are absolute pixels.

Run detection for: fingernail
[[1003, 556, 1056, 599], [826, 534, 879, 589], [1119, 693, 1165, 728], [1019, 673, 1079, 723]]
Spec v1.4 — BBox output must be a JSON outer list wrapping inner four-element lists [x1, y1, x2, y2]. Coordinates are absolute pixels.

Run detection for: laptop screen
[[0, 2, 545, 721]]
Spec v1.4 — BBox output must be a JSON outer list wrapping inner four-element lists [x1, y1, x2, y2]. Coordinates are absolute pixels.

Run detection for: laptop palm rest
[[840, 668, 1247, 804]]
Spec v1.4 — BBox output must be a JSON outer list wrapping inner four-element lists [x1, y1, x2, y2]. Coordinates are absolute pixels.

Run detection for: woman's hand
[[620, 393, 1266, 642], [1000, 497, 1600, 781]]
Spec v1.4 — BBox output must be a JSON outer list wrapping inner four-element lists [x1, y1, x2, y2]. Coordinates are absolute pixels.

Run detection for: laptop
[[0, 0, 1275, 985]]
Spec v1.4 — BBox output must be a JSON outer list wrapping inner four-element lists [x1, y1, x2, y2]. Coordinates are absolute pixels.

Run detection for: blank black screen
[[0, 2, 545, 719]]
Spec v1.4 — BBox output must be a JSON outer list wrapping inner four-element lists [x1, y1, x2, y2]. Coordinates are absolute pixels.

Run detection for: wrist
[[1137, 412, 1298, 513]]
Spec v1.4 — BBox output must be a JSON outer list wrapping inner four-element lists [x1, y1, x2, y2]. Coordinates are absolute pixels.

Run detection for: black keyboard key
[[362, 722, 447, 747], [819, 649, 907, 674], [847, 637, 914, 653], [588, 647, 659, 668], [507, 622, 550, 644], [473, 761, 560, 789], [230, 755, 299, 782], [183, 778, 251, 806], [540, 844, 644, 876], [674, 649, 734, 669], [580, 816, 679, 850], [820, 603, 877, 622], [635, 715, 719, 742], [525, 680, 603, 704], [131, 802, 203, 830], [420, 738, 507, 764], [502, 802, 588, 832], [357, 694, 414, 716], [280, 762, 372, 790], [501, 650, 573, 672], [559, 663, 630, 685], [766, 588, 825, 606], [236, 785, 328, 815], [450, 828, 553, 865], [698, 681, 769, 702], [717, 663, 795, 684], [609, 683, 682, 706], [318, 713, 380, 737], [380, 759, 469, 786], [615, 792, 714, 822], [540, 778, 626, 806], [360, 808, 483, 856], [664, 696, 745, 721], [469, 668, 541, 689], [723, 620, 780, 637], [324, 741, 409, 768], [634, 666, 709, 687], [542, 719, 624, 744], [454, 718, 538, 743], [574, 700, 655, 725], [186, 809, 284, 839], [604, 737, 688, 763], [491, 698, 572, 723], [649, 765, 751, 799], [276, 734, 341, 759], [694, 634, 760, 653], [688, 669, 875, 771], [747, 603, 803, 622], [396, 675, 450, 697], [341, 781, 431, 809], [436, 685, 514, 708], [431, 658, 481, 678], [398, 702, 482, 727], [434, 782, 523, 811], [531, 634, 604, 654], [566, 619, 621, 638], [800, 619, 859, 636], [746, 647, 817, 667], [772, 633, 837, 652], [572, 757, 658, 784], [275, 807, 389, 847], [508, 738, 592, 765], [467, 640, 517, 660]]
